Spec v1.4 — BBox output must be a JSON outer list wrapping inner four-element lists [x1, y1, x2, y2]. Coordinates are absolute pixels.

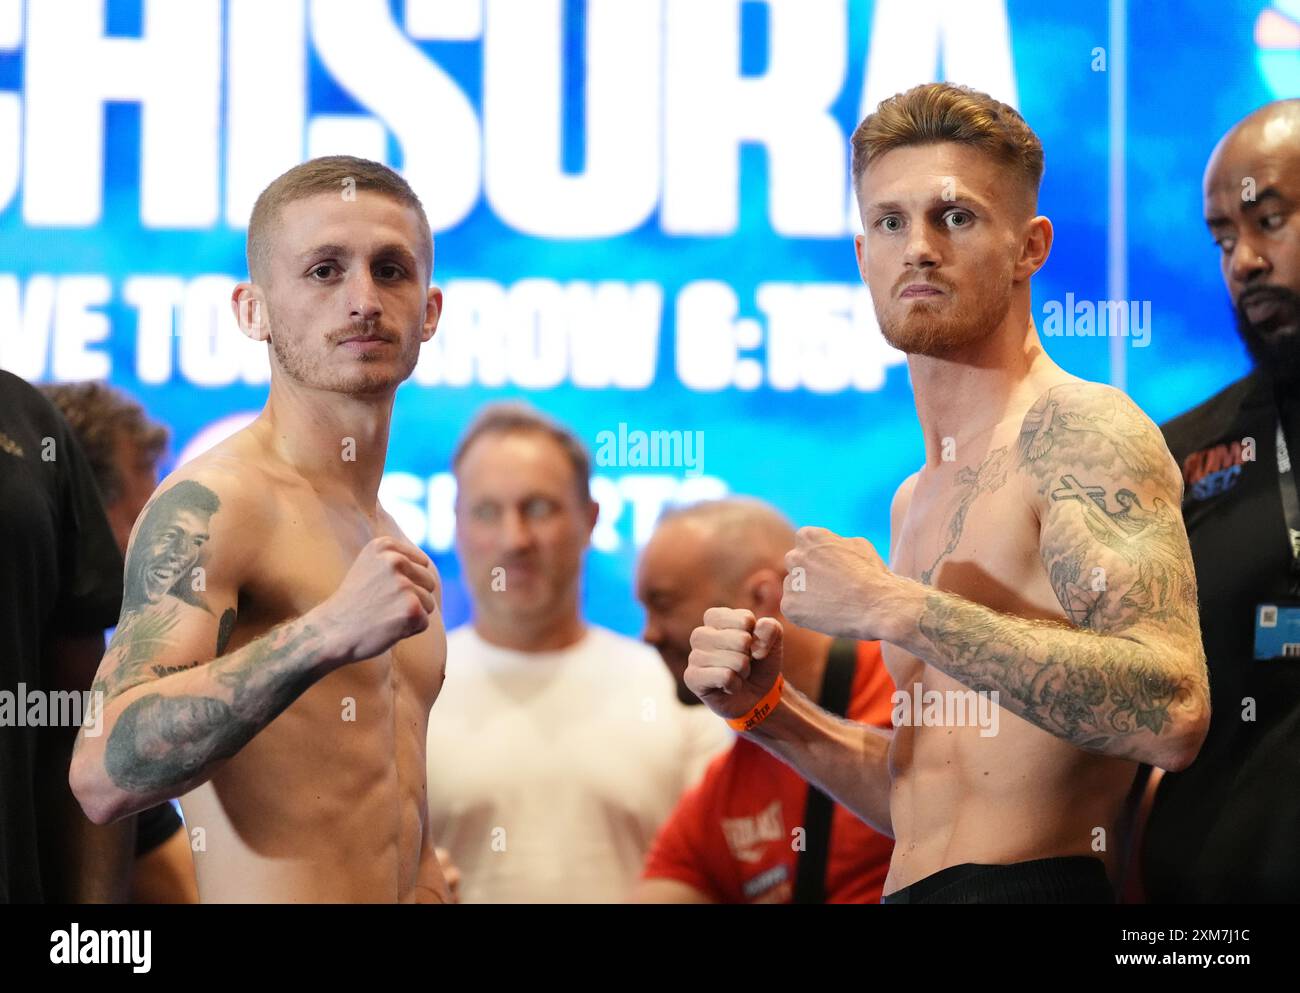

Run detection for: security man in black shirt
[[1141, 99, 1300, 902], [0, 370, 131, 902]]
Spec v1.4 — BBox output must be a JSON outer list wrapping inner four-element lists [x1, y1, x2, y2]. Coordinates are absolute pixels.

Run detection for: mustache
[[494, 554, 540, 570], [328, 324, 398, 345], [1236, 284, 1300, 314], [893, 274, 953, 296]]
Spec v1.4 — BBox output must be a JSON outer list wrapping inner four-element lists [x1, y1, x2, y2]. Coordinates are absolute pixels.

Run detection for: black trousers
[[880, 856, 1114, 904]]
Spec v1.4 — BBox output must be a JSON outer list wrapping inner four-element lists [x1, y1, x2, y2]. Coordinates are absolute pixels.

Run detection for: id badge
[[1254, 603, 1300, 660]]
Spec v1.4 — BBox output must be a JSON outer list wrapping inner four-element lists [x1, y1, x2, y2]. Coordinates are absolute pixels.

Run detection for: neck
[[473, 605, 587, 654], [779, 623, 834, 701], [907, 311, 1059, 466], [254, 375, 394, 510]]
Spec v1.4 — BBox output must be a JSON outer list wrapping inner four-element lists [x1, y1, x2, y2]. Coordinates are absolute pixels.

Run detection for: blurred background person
[[426, 403, 731, 902], [1, 371, 128, 902], [39, 382, 167, 553], [633, 499, 896, 903], [1134, 99, 1300, 902], [40, 380, 198, 904]]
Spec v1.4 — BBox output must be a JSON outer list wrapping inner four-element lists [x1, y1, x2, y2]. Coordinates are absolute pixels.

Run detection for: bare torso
[[883, 380, 1137, 893], [179, 433, 446, 903]]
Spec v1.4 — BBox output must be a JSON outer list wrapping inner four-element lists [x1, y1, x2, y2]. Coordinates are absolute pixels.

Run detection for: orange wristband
[[727, 674, 784, 733]]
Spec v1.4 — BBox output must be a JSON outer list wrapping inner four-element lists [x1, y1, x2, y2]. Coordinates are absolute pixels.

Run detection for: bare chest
[[886, 440, 1059, 687], [237, 497, 446, 717]]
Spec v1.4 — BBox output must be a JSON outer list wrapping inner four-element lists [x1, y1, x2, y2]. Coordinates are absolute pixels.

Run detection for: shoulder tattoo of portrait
[[123, 479, 223, 616]]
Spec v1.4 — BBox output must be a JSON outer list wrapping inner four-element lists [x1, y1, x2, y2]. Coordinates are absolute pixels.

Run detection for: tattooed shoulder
[[1016, 382, 1198, 633], [94, 477, 246, 702], [1016, 381, 1178, 493], [123, 479, 224, 616]]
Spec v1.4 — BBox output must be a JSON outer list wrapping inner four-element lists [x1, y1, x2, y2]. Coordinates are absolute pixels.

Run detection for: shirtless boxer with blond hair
[[70, 156, 449, 903], [687, 83, 1212, 903]]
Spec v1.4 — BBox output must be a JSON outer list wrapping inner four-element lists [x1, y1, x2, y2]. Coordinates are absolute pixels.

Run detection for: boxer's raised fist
[[314, 535, 438, 664], [685, 607, 784, 723], [781, 525, 893, 640]]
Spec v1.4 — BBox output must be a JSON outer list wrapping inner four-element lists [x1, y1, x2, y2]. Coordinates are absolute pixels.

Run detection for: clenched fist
[[314, 535, 439, 665], [781, 525, 899, 641], [685, 607, 784, 723]]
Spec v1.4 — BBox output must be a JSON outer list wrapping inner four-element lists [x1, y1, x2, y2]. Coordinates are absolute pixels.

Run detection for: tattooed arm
[[70, 472, 439, 824], [881, 383, 1209, 770], [69, 472, 321, 823]]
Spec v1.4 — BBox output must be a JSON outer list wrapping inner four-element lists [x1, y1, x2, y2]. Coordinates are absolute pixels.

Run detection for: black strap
[[792, 638, 857, 904]]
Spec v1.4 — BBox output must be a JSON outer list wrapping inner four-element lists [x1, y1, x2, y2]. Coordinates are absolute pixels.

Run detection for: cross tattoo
[[1051, 474, 1106, 507], [1052, 474, 1133, 543]]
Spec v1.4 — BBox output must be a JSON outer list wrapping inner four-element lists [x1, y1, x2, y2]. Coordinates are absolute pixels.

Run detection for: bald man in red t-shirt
[[632, 499, 895, 903]]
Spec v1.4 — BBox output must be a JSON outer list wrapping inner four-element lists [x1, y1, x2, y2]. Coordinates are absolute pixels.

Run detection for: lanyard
[[1275, 393, 1300, 594]]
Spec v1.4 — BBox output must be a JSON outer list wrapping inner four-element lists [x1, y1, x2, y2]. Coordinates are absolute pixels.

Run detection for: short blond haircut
[[246, 155, 433, 284], [851, 82, 1044, 206]]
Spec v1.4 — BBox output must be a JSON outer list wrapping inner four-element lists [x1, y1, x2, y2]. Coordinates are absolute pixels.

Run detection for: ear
[[422, 285, 443, 344], [584, 499, 600, 538], [743, 567, 785, 618], [231, 282, 270, 343], [853, 231, 870, 286], [1015, 215, 1053, 281]]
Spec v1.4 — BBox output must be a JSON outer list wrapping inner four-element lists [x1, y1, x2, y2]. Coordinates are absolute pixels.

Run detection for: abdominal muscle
[[178, 663, 422, 904], [881, 657, 1135, 895]]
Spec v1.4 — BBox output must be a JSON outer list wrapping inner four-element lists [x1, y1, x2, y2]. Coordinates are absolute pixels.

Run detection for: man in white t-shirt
[[426, 403, 731, 903]]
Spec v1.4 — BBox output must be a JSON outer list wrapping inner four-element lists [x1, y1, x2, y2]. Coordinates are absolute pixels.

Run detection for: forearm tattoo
[[917, 594, 1191, 749], [105, 621, 325, 794]]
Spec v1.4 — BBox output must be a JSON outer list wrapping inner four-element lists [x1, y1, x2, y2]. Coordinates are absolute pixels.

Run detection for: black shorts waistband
[[880, 856, 1114, 905]]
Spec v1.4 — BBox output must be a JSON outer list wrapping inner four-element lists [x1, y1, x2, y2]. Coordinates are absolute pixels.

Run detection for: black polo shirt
[[1141, 370, 1300, 902], [0, 370, 123, 902]]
